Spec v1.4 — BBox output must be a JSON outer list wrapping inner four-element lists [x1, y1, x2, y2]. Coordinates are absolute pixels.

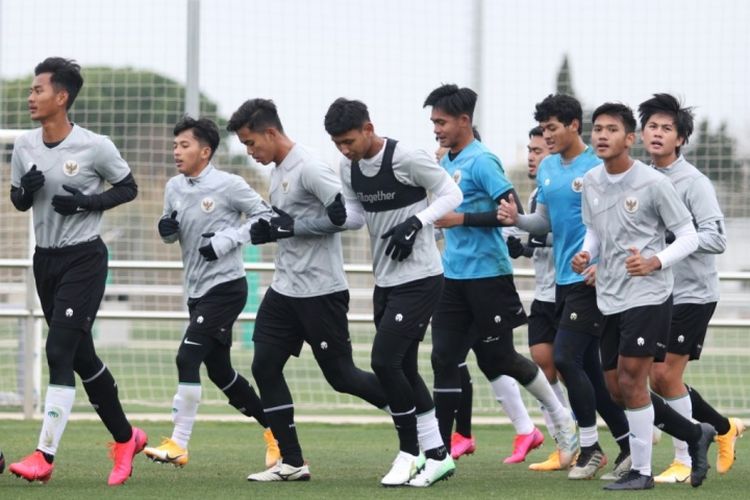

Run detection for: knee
[[430, 348, 455, 377], [206, 365, 234, 389], [175, 349, 200, 374], [46, 340, 73, 372]]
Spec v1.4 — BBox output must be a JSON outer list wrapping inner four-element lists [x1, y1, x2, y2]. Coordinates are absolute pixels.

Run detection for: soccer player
[[8, 57, 146, 486], [638, 94, 744, 482], [423, 84, 578, 470], [227, 99, 388, 482], [324, 97, 462, 487], [572, 102, 716, 490], [143, 117, 279, 470], [505, 126, 573, 471], [497, 94, 631, 480]]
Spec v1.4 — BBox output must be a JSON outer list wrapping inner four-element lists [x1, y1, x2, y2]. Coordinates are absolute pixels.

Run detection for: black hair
[[638, 93, 694, 155], [174, 116, 220, 160], [423, 83, 478, 120], [592, 102, 637, 134], [226, 98, 284, 133], [472, 126, 482, 141], [324, 98, 371, 136], [529, 126, 543, 138], [533, 94, 583, 135], [34, 57, 83, 110]]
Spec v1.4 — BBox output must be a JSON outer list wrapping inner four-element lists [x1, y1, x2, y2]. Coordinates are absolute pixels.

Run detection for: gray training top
[[267, 144, 349, 298], [528, 188, 556, 303], [582, 160, 692, 315], [161, 164, 272, 299], [654, 156, 726, 304], [11, 125, 131, 248]]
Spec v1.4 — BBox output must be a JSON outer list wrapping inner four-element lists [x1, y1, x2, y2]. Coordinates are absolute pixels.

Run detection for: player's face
[[173, 129, 211, 177], [330, 127, 372, 162], [539, 116, 579, 155], [642, 112, 683, 161], [235, 126, 277, 165], [527, 135, 549, 179], [430, 108, 464, 150], [592, 114, 635, 161], [28, 72, 67, 122]]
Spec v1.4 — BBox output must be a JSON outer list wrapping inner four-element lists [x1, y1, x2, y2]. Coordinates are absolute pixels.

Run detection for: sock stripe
[[81, 364, 107, 384], [264, 403, 294, 413]]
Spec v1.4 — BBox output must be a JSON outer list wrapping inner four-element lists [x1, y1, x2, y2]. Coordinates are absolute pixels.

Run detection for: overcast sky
[[1, 0, 748, 167]]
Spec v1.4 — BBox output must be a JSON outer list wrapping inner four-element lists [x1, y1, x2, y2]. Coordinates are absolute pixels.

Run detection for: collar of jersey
[[185, 163, 214, 184]]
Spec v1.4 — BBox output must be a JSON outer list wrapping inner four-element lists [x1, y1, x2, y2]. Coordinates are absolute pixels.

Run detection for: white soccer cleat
[[408, 455, 455, 487], [247, 461, 310, 482], [554, 420, 580, 469], [381, 451, 421, 487]]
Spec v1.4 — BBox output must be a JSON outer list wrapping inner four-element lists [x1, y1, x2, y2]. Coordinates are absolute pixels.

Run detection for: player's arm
[[157, 183, 179, 244], [401, 149, 463, 227], [9, 146, 43, 211], [498, 200, 551, 235], [291, 162, 348, 236], [688, 177, 726, 254]]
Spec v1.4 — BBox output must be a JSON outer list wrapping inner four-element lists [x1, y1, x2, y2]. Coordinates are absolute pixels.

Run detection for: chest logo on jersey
[[200, 197, 216, 213], [452, 170, 462, 184], [571, 177, 584, 193], [281, 180, 290, 193], [63, 160, 80, 177], [624, 197, 639, 213]]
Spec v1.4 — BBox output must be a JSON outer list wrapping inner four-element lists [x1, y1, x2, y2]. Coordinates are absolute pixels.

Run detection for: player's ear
[[625, 131, 636, 148]]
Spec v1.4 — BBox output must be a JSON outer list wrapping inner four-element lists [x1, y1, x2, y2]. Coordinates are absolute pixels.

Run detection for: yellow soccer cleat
[[654, 460, 690, 484], [264, 428, 281, 469], [144, 437, 189, 467], [716, 417, 745, 474], [529, 449, 563, 471]]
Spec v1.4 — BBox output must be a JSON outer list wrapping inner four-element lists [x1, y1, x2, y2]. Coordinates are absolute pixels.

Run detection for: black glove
[[198, 232, 218, 261], [20, 164, 45, 195], [250, 218, 273, 245], [51, 185, 91, 215], [527, 233, 547, 248], [326, 193, 347, 226], [381, 215, 423, 261], [269, 206, 295, 240], [665, 230, 676, 244], [158, 211, 180, 237], [506, 236, 526, 259]]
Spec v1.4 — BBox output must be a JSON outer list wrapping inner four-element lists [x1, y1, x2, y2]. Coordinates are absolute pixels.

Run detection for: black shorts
[[555, 282, 603, 336], [33, 237, 107, 332], [186, 277, 248, 346], [432, 275, 528, 338], [374, 274, 444, 341], [254, 287, 352, 360], [668, 302, 717, 360], [600, 297, 672, 371], [528, 299, 556, 346]]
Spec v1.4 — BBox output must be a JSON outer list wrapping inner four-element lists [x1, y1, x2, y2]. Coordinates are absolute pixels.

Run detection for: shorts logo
[[516, 307, 524, 315], [201, 197, 216, 213], [65, 308, 74, 318], [395, 313, 403, 323], [624, 197, 639, 213], [320, 341, 328, 350], [452, 170, 462, 184], [656, 342, 666, 349], [281, 180, 290, 193], [494, 315, 502, 324], [63, 160, 80, 176], [544, 178, 551, 186], [482, 336, 500, 343], [571, 177, 584, 193], [197, 315, 204, 324], [677, 334, 685, 344], [569, 312, 577, 321], [637, 337, 645, 346]]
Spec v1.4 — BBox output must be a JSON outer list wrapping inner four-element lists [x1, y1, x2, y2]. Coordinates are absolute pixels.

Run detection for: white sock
[[579, 425, 599, 448], [171, 383, 202, 449], [665, 393, 692, 466], [416, 409, 444, 451], [540, 402, 556, 436], [625, 405, 654, 476], [37, 385, 76, 456], [540, 381, 568, 436], [491, 376, 534, 435], [550, 380, 568, 408], [524, 368, 570, 430]]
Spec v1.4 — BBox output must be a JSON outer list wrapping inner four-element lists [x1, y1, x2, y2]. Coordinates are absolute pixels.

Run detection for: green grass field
[[1, 420, 747, 499]]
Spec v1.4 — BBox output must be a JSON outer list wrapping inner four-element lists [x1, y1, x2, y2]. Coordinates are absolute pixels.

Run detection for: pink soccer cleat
[[108, 426, 148, 486], [450, 432, 477, 459], [503, 427, 544, 464], [9, 450, 54, 483]]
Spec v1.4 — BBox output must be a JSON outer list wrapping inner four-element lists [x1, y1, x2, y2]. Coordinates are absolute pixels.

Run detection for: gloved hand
[[326, 193, 347, 226], [20, 164, 45, 195], [381, 215, 423, 261], [198, 232, 218, 261], [506, 236, 526, 259], [665, 230, 675, 244], [158, 211, 180, 237], [51, 185, 91, 215], [270, 206, 295, 240], [250, 218, 273, 244]]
